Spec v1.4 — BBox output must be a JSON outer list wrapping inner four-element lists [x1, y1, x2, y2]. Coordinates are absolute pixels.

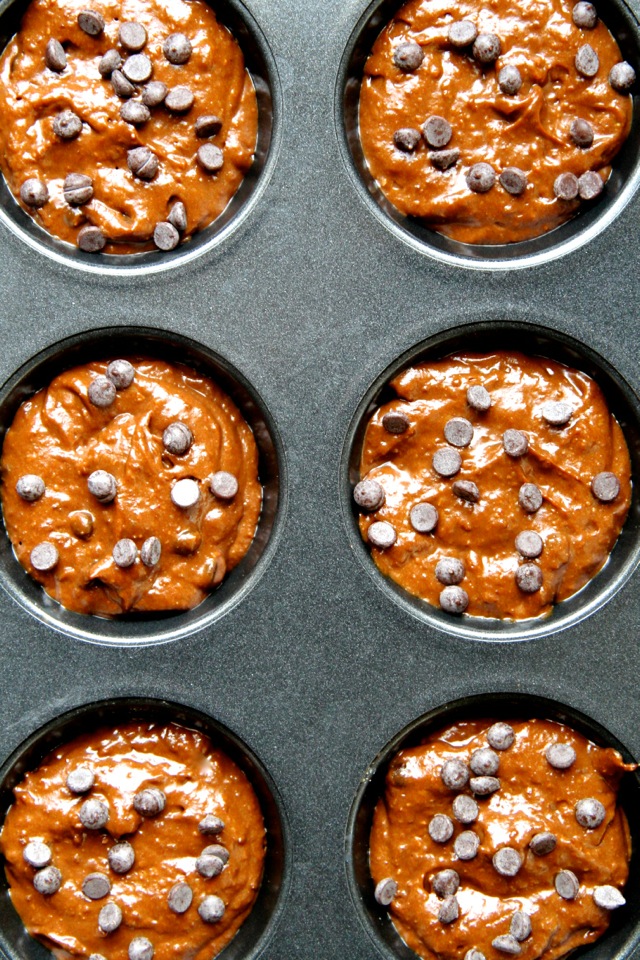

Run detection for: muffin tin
[[0, 0, 639, 957]]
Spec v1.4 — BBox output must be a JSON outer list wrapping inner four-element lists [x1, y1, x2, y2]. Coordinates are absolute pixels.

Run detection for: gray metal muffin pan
[[0, 0, 638, 955]]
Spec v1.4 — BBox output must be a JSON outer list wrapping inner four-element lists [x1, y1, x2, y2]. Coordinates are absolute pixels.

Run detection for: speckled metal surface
[[0, 0, 638, 957]]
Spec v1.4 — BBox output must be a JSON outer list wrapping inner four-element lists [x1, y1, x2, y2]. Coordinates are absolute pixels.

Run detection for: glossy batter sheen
[[370, 718, 634, 960], [359, 0, 632, 244], [0, 0, 257, 253], [0, 358, 262, 616], [0, 722, 266, 960], [358, 353, 631, 620]]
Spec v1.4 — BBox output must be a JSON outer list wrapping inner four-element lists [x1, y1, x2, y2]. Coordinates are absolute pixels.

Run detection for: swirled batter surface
[[0, 721, 266, 960], [359, 0, 633, 244]]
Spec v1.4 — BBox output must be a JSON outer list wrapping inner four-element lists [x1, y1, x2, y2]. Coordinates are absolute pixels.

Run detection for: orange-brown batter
[[0, 721, 266, 960], [0, 0, 257, 253], [370, 717, 635, 960], [0, 358, 262, 616], [356, 353, 631, 620], [359, 0, 633, 244]]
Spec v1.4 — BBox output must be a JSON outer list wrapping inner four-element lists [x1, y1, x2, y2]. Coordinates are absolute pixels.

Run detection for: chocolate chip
[[575, 797, 606, 828], [161, 422, 192, 457], [79, 798, 109, 829], [394, 128, 421, 152], [194, 115, 223, 141], [30, 542, 59, 572], [470, 748, 499, 776], [410, 502, 438, 533], [196, 853, 225, 878], [492, 936, 521, 956], [502, 429, 528, 457], [429, 148, 460, 170], [164, 881, 192, 916], [354, 478, 385, 512], [467, 385, 491, 411], [122, 53, 152, 84], [444, 417, 473, 447], [24, 841, 52, 868], [555, 870, 580, 899], [466, 163, 496, 193], [510, 912, 531, 941], [433, 448, 462, 478], [20, 179, 49, 208], [435, 557, 465, 585], [197, 144, 224, 172], [104, 360, 133, 391], [542, 400, 573, 426], [575, 44, 599, 77], [470, 775, 500, 796], [441, 759, 469, 791], [140, 536, 161, 567], [593, 885, 626, 909], [546, 742, 576, 769], [45, 38, 67, 72], [120, 100, 151, 125], [167, 201, 187, 232], [570, 118, 594, 148], [99, 902, 123, 933], [90, 954, 107, 960], [34, 866, 62, 895], [165, 85, 195, 112], [499, 168, 528, 196], [128, 146, 159, 180], [573, 1, 597, 28], [610, 61, 636, 92], [88, 375, 116, 408], [493, 847, 523, 877], [578, 170, 603, 200], [202, 844, 229, 865], [519, 483, 543, 513], [498, 65, 522, 95], [432, 869, 460, 897], [164, 32, 192, 64], [465, 952, 486, 960], [99, 48, 122, 77], [438, 895, 459, 923], [448, 20, 477, 47], [77, 9, 104, 36], [108, 841, 135, 874], [515, 563, 543, 593], [454, 830, 480, 860], [129, 938, 154, 960], [423, 116, 452, 149], [374, 876, 398, 906], [112, 69, 135, 98], [198, 895, 225, 923], [367, 521, 397, 549], [171, 479, 200, 509], [83, 873, 111, 900], [487, 722, 514, 750], [199, 814, 225, 835], [515, 531, 543, 559], [382, 411, 410, 435], [153, 221, 180, 250], [134, 787, 166, 817], [529, 831, 557, 855], [64, 173, 94, 206], [440, 585, 469, 614], [591, 471, 620, 502], [473, 33, 501, 64], [67, 766, 95, 794], [16, 475, 45, 501], [393, 41, 424, 72], [453, 480, 479, 503], [142, 81, 168, 106], [113, 538, 137, 568], [429, 814, 454, 843], [79, 225, 106, 253], [554, 172, 579, 200], [210, 471, 239, 500], [119, 21, 147, 52], [88, 470, 117, 503], [53, 110, 82, 140], [452, 794, 478, 824]]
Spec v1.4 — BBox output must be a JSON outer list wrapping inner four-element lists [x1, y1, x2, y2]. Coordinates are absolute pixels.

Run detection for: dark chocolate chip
[[466, 386, 491, 414], [499, 168, 528, 195], [453, 480, 479, 503], [106, 359, 134, 390], [163, 422, 193, 456], [393, 40, 424, 72], [210, 471, 239, 500], [470, 775, 500, 796], [367, 521, 397, 549], [129, 938, 154, 960], [67, 766, 95, 793], [108, 841, 135, 874], [79, 798, 109, 829], [134, 787, 166, 817], [122, 53, 152, 84], [202, 844, 229, 865], [113, 538, 137, 568], [444, 417, 473, 447], [487, 722, 514, 750], [168, 881, 194, 913], [554, 172, 579, 200], [510, 912, 532, 941], [575, 43, 599, 77], [465, 952, 486, 960], [171, 478, 200, 508], [466, 162, 496, 193], [573, 1, 597, 28], [502, 429, 528, 456], [142, 81, 168, 106], [473, 33, 501, 64], [593, 885, 626, 909], [555, 870, 580, 899], [429, 813, 454, 843], [99, 48, 122, 77], [163, 32, 192, 64], [591, 471, 620, 502], [433, 448, 462, 477], [111, 69, 135, 98], [120, 100, 151, 125], [77, 9, 104, 36], [432, 869, 460, 897], [153, 221, 180, 250], [438, 895, 459, 923], [128, 146, 159, 180], [423, 116, 452, 149], [198, 895, 225, 923], [570, 118, 594, 148], [64, 173, 94, 206], [448, 20, 477, 47], [45, 38, 67, 72], [394, 128, 421, 152], [529, 831, 557, 855], [197, 143, 224, 172], [88, 375, 116, 407], [435, 557, 465, 585], [119, 21, 147, 52], [16, 475, 45, 501], [196, 114, 223, 139], [492, 935, 521, 956], [354, 478, 385, 512], [429, 148, 460, 170], [515, 563, 543, 593], [20, 179, 49, 208], [165, 85, 195, 112], [452, 794, 478, 824], [78, 225, 106, 253], [610, 61, 636, 92], [82, 873, 111, 900], [88, 470, 117, 503], [470, 748, 499, 776], [53, 110, 82, 140], [382, 411, 410, 434], [196, 853, 225, 878], [519, 483, 543, 513], [492, 847, 523, 877], [498, 65, 522, 95], [199, 814, 225, 835], [542, 400, 573, 425], [515, 530, 543, 559], [575, 797, 606, 828], [34, 866, 62, 895], [578, 170, 603, 200], [141, 536, 161, 567], [454, 830, 480, 860], [374, 877, 398, 905], [440, 585, 469, 614], [167, 201, 187, 232], [99, 902, 123, 933], [546, 743, 577, 769], [410, 502, 438, 533], [24, 841, 52, 868], [441, 759, 469, 790], [31, 542, 59, 572]]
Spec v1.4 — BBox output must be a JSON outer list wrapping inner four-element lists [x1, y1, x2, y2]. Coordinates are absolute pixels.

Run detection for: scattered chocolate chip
[[438, 895, 459, 923], [555, 869, 580, 899], [90, 954, 108, 960], [381, 411, 410, 435], [444, 417, 473, 447], [393, 40, 424, 72], [196, 852, 225, 878], [141, 536, 161, 567], [129, 938, 154, 960], [83, 873, 111, 900], [394, 127, 421, 152], [515, 563, 543, 593], [441, 759, 469, 791], [593, 885, 626, 909], [113, 538, 137, 568], [119, 21, 147, 52], [591, 471, 620, 502], [69, 507, 93, 536], [202, 843, 229, 865], [45, 38, 67, 72], [367, 521, 397, 549], [16, 475, 45, 501], [570, 118, 594, 148], [195, 114, 223, 138], [500, 168, 528, 196], [466, 162, 496, 193], [440, 585, 469, 614], [162, 423, 193, 458], [498, 65, 522, 95], [99, 48, 122, 77], [128, 146, 159, 180], [510, 912, 532, 941], [88, 375, 116, 408], [88, 470, 117, 503], [20, 179, 49, 208], [530, 831, 557, 855], [423, 116, 452, 149], [53, 109, 82, 140], [492, 936, 521, 956], [573, 1, 597, 28], [429, 148, 460, 170], [433, 448, 462, 477], [165, 85, 195, 112], [108, 841, 135, 874], [67, 766, 95, 794], [610, 61, 636, 92], [354, 478, 385, 511], [454, 830, 480, 860], [575, 43, 599, 77], [448, 20, 477, 47], [79, 798, 109, 829], [197, 143, 224, 172], [30, 542, 59, 572], [515, 530, 543, 559], [487, 722, 514, 750], [210, 471, 239, 500], [198, 895, 225, 923], [153, 221, 180, 250], [542, 400, 573, 425], [429, 813, 454, 843], [503, 429, 528, 457], [167, 201, 187, 232], [470, 775, 500, 796], [473, 33, 501, 64], [453, 479, 479, 503], [410, 502, 438, 533], [120, 100, 151, 125], [64, 173, 94, 206], [432, 869, 460, 897], [554, 172, 579, 200], [111, 69, 135, 98], [78, 225, 106, 253], [105, 360, 134, 391], [122, 53, 153, 84], [435, 557, 465, 585], [578, 170, 603, 200], [470, 748, 499, 776], [24, 841, 52, 868], [168, 881, 194, 914], [465, 952, 486, 960], [467, 385, 491, 411], [164, 32, 192, 64], [77, 9, 104, 36], [452, 794, 478, 824], [546, 742, 577, 769], [142, 80, 168, 106], [493, 847, 523, 877], [34, 866, 62, 895], [519, 483, 543, 513], [374, 876, 398, 906], [575, 797, 606, 828], [99, 902, 123, 933], [134, 787, 166, 817], [199, 814, 225, 835]]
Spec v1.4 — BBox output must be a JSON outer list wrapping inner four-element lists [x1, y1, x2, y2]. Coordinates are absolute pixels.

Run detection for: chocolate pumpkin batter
[[356, 352, 632, 620], [0, 721, 266, 960], [0, 357, 262, 616], [0, 0, 257, 253], [359, 0, 633, 245]]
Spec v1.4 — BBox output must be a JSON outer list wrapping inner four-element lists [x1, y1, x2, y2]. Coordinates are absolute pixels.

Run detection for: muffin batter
[[0, 0, 258, 253], [355, 352, 631, 620], [0, 721, 266, 960], [359, 0, 634, 244], [0, 357, 262, 616], [370, 717, 635, 960]]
